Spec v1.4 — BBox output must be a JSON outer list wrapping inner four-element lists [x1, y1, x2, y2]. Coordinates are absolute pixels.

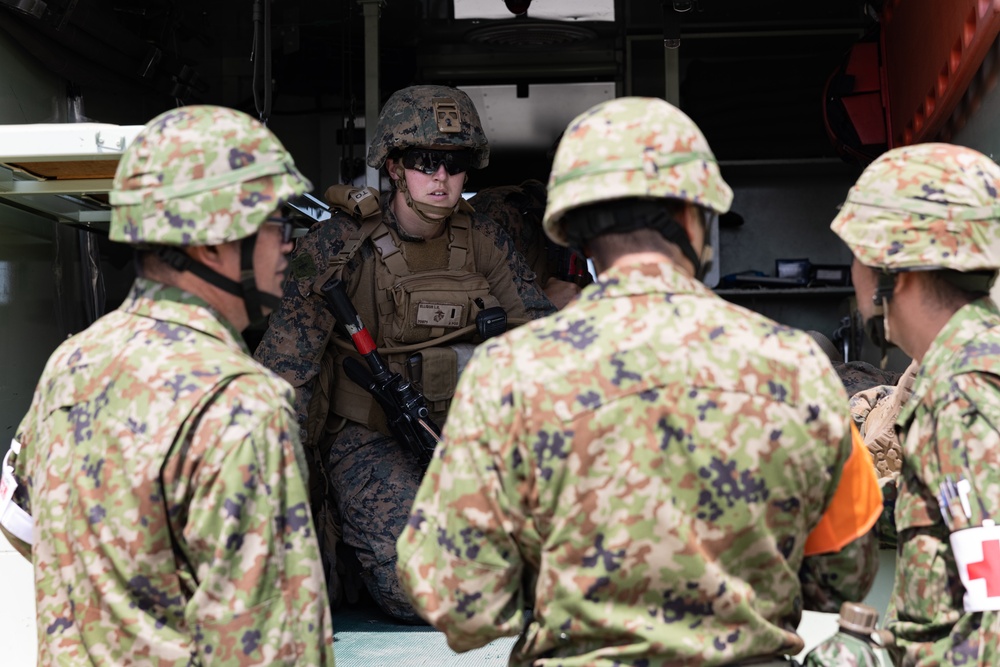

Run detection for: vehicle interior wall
[[0, 33, 79, 438], [0, 1, 915, 401], [0, 4, 924, 664]]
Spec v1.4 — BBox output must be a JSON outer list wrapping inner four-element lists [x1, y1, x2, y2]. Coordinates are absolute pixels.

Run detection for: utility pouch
[[305, 345, 348, 448], [384, 270, 491, 345], [418, 344, 476, 421], [323, 185, 381, 219]]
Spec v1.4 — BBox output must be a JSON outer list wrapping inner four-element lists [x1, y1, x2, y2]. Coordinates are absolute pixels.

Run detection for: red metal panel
[[843, 94, 888, 145], [881, 0, 1000, 147]]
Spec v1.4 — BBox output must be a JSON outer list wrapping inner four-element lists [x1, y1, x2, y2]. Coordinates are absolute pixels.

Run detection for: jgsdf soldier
[[253, 85, 554, 622], [831, 143, 1000, 666], [0, 106, 335, 665], [396, 97, 881, 665]]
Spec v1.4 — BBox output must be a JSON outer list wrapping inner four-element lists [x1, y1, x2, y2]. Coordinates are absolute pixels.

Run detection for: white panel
[[454, 0, 613, 21], [0, 123, 142, 162], [461, 83, 615, 151]]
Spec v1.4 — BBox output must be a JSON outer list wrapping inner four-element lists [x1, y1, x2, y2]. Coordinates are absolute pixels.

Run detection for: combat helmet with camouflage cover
[[543, 96, 732, 280], [366, 85, 489, 171], [110, 105, 310, 246], [831, 143, 1000, 356], [831, 142, 1000, 275], [109, 105, 312, 325], [367, 85, 488, 225]]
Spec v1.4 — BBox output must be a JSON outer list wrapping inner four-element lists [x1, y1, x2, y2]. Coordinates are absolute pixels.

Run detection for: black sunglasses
[[400, 148, 473, 176], [264, 216, 297, 243]]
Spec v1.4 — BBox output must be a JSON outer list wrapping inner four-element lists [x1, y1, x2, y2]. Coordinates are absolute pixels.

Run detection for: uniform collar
[[900, 296, 1000, 424], [123, 277, 250, 355], [589, 261, 709, 299]]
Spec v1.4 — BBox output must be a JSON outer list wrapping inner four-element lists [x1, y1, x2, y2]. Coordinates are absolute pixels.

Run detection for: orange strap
[[804, 422, 883, 556]]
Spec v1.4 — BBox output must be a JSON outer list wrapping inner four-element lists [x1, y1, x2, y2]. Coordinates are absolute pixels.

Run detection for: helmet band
[[549, 150, 718, 188], [111, 158, 296, 205], [846, 191, 1000, 222]]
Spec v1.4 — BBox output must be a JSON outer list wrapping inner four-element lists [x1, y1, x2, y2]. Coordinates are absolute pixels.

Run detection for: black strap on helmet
[[563, 200, 706, 279], [865, 271, 897, 367], [154, 234, 279, 326]]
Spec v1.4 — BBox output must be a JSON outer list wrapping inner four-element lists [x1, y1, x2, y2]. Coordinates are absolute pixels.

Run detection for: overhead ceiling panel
[[454, 0, 614, 21], [461, 82, 615, 151], [0, 122, 141, 224]]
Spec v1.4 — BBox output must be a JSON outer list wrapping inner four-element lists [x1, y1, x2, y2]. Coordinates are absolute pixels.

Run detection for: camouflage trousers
[[324, 420, 425, 623]]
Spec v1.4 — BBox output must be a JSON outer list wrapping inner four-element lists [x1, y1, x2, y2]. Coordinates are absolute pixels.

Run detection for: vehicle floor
[[333, 598, 516, 666], [1, 536, 893, 666]]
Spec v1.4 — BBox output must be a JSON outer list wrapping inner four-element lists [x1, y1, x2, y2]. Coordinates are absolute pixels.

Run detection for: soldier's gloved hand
[[861, 360, 918, 479]]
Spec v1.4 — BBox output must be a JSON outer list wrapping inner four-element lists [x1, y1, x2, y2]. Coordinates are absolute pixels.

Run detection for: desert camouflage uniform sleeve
[[254, 217, 352, 433], [396, 336, 526, 652], [179, 376, 335, 666], [470, 211, 555, 321]]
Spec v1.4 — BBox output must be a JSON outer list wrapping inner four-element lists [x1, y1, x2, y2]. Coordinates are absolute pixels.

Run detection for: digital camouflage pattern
[[831, 143, 1000, 272], [884, 297, 1000, 666], [254, 203, 555, 622], [804, 632, 881, 667], [543, 97, 733, 247], [397, 262, 879, 666], [255, 204, 554, 435], [366, 85, 489, 170], [469, 179, 549, 282], [109, 105, 310, 246], [9, 279, 334, 666]]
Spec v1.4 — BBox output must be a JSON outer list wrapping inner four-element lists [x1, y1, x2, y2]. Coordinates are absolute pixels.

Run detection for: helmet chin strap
[[154, 235, 279, 328], [392, 163, 459, 226], [661, 210, 714, 282], [697, 244, 714, 282], [864, 271, 897, 368]]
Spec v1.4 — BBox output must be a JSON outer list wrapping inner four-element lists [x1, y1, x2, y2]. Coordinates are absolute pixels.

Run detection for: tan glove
[[861, 359, 918, 478]]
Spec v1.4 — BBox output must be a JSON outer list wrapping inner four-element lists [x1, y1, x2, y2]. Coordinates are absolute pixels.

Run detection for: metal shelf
[[715, 286, 854, 297]]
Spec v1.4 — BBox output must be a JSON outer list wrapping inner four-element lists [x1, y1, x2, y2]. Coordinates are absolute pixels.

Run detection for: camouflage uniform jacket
[[804, 631, 881, 667], [10, 278, 335, 666], [397, 262, 878, 666], [468, 180, 549, 282], [885, 297, 1000, 666], [254, 203, 554, 437]]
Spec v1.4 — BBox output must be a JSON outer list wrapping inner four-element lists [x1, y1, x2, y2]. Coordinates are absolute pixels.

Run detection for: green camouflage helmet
[[543, 96, 733, 247], [831, 143, 1000, 272], [366, 85, 489, 170], [109, 105, 311, 246]]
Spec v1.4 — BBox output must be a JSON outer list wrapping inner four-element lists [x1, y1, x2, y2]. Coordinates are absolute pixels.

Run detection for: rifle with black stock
[[320, 277, 441, 468]]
